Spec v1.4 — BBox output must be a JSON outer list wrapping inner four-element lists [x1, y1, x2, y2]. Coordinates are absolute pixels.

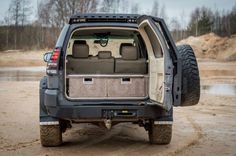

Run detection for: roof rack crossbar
[[69, 14, 140, 24]]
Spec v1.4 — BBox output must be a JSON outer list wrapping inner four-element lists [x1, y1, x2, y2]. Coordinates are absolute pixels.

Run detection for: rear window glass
[[66, 28, 146, 58], [67, 37, 134, 58]]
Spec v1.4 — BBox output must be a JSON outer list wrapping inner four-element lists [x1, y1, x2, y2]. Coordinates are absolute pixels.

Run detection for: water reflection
[[201, 84, 236, 96], [0, 66, 45, 81], [0, 67, 235, 96]]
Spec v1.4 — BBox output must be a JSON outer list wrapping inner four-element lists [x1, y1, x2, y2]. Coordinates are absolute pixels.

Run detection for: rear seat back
[[67, 41, 147, 74], [67, 42, 114, 74], [115, 44, 147, 74], [66, 42, 91, 74], [90, 51, 114, 74], [119, 43, 133, 55]]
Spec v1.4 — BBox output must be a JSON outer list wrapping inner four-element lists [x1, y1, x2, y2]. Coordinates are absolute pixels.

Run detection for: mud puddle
[[1, 67, 236, 97], [201, 84, 236, 96], [0, 66, 45, 81]]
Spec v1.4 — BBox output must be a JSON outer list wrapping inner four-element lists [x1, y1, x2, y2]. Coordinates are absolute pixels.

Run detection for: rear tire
[[177, 44, 200, 106], [148, 123, 172, 144], [40, 125, 62, 147]]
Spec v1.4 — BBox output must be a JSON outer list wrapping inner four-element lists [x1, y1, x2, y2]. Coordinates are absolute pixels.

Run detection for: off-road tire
[[40, 125, 62, 147], [177, 44, 200, 106], [148, 123, 172, 144]]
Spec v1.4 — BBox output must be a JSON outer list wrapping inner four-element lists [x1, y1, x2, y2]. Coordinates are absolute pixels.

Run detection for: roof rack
[[69, 13, 140, 24]]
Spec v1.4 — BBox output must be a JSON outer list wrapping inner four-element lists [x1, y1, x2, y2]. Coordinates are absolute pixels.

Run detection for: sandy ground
[[0, 50, 46, 67], [0, 81, 235, 156], [198, 59, 236, 85], [177, 33, 236, 61], [0, 49, 236, 155]]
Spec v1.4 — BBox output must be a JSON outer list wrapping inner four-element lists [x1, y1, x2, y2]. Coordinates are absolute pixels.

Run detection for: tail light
[[46, 48, 60, 75]]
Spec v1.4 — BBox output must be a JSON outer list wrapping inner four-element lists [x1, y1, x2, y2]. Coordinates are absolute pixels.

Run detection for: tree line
[[188, 5, 236, 37], [0, 0, 236, 51]]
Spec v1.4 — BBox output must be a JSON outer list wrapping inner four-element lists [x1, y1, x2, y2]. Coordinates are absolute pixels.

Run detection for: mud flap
[[39, 76, 58, 123]]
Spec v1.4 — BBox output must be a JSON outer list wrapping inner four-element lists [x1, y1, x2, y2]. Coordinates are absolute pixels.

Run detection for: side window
[[144, 25, 163, 58], [56, 24, 69, 47]]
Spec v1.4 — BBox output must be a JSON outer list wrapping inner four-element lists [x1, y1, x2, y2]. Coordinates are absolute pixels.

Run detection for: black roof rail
[[69, 13, 140, 24]]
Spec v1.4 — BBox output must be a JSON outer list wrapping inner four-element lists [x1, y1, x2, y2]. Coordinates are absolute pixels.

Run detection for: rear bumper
[[46, 105, 172, 121], [44, 89, 173, 121]]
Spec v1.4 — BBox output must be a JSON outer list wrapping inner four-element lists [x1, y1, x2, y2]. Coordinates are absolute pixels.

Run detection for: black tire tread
[[177, 45, 200, 106], [40, 125, 62, 147], [149, 124, 172, 144]]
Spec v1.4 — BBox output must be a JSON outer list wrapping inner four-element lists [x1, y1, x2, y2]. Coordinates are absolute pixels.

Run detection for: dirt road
[[0, 81, 235, 156], [0, 50, 235, 155]]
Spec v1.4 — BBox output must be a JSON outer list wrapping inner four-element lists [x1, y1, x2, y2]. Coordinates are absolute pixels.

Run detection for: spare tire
[[177, 45, 200, 106]]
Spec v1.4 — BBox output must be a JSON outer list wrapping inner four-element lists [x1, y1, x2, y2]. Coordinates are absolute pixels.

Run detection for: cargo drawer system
[[67, 75, 149, 99]]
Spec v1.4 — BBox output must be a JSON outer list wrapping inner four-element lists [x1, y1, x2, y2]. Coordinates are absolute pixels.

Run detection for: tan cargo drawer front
[[68, 75, 148, 99], [69, 77, 107, 98], [107, 77, 146, 97]]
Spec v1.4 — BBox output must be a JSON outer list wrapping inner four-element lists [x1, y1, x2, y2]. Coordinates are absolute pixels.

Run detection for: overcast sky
[[0, 0, 235, 25]]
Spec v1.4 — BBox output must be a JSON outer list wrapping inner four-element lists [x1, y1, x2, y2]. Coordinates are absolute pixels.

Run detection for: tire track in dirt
[[168, 114, 204, 156], [83, 114, 204, 156], [0, 139, 39, 151], [64, 124, 123, 149]]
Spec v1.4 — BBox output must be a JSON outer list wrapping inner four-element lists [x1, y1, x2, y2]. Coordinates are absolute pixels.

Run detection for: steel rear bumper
[[44, 89, 173, 121]]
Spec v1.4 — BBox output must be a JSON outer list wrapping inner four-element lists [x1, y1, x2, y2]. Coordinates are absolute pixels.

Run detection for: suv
[[40, 14, 200, 146]]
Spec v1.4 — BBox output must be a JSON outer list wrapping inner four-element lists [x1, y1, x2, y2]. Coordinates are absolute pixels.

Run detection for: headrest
[[72, 42, 89, 58], [120, 43, 133, 54], [121, 46, 138, 60], [74, 40, 87, 44], [98, 51, 112, 59]]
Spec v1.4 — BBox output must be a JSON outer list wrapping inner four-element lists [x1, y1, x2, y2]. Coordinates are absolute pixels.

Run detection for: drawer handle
[[121, 78, 131, 84], [83, 78, 93, 84]]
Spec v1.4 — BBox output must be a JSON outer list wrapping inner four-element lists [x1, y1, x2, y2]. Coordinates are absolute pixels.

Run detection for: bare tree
[[20, 0, 32, 26], [188, 7, 199, 36], [38, 0, 98, 28], [229, 3, 236, 35], [213, 9, 221, 33], [151, 0, 159, 17], [131, 3, 139, 14], [113, 0, 121, 13], [100, 0, 122, 13], [36, 0, 99, 48], [89, 0, 98, 13], [160, 4, 167, 19], [9, 0, 22, 49], [180, 10, 185, 39], [170, 18, 181, 41], [188, 7, 213, 36], [2, 1, 236, 50], [67, 0, 77, 15], [9, 0, 21, 26], [100, 0, 114, 13], [4, 10, 10, 49], [120, 0, 129, 13], [78, 0, 98, 13], [7, 0, 32, 49]]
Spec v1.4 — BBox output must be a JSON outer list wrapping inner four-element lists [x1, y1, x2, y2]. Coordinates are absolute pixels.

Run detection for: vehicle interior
[[65, 26, 164, 101]]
